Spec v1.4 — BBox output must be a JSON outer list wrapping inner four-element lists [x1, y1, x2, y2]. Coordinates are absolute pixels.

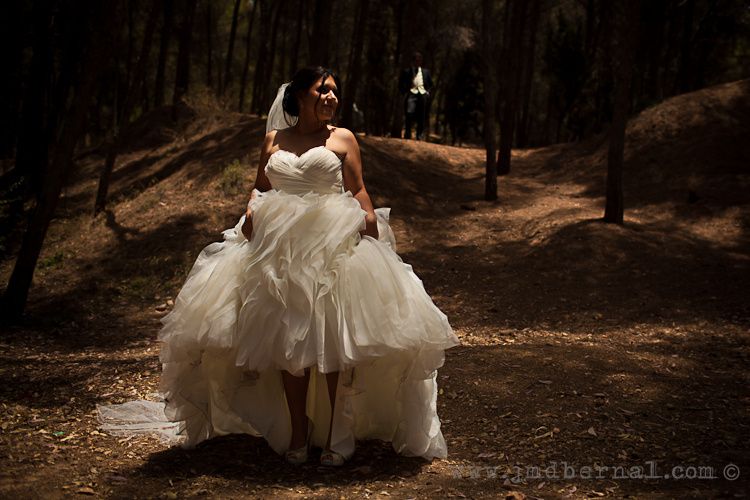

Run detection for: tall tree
[[676, 0, 695, 93], [154, 0, 174, 107], [497, 0, 530, 175], [251, 0, 271, 113], [238, 0, 259, 112], [388, 0, 409, 138], [205, 0, 214, 88], [222, 0, 242, 95], [13, 0, 53, 204], [260, 0, 287, 110], [0, 0, 26, 160], [289, 0, 305, 75], [516, 0, 541, 148], [603, 0, 640, 224], [94, 1, 159, 216], [124, 0, 137, 117], [341, 0, 370, 129], [173, 0, 198, 109], [3, 1, 118, 317], [309, 0, 332, 65], [482, 0, 498, 200], [278, 11, 289, 83], [363, 0, 389, 136], [592, 1, 613, 136], [642, 0, 667, 103]]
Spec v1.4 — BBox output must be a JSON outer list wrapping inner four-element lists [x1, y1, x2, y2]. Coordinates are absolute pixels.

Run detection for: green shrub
[[219, 159, 247, 196], [39, 251, 64, 269]]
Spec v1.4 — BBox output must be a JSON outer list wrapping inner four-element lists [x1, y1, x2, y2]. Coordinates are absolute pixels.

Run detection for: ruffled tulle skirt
[[103, 188, 460, 460]]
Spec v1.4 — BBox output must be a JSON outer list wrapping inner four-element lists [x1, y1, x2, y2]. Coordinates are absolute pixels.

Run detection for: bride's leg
[[282, 368, 310, 449], [324, 371, 339, 449]]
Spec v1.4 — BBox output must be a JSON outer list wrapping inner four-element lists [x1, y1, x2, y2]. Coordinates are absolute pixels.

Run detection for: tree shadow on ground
[[0, 354, 152, 410], [7, 210, 207, 351], [407, 214, 749, 331], [94, 333, 749, 497], [437, 338, 748, 497], [61, 118, 266, 218], [108, 435, 428, 496]]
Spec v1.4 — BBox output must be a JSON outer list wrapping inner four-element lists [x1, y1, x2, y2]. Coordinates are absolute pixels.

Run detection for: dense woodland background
[[1, 2, 749, 497], [1, 0, 749, 315]]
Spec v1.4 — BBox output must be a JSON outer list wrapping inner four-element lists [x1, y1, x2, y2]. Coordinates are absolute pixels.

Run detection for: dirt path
[[1, 89, 748, 498]]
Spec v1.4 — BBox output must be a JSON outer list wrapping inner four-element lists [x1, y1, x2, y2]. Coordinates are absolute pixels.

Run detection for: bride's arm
[[242, 131, 275, 240], [340, 129, 379, 240]]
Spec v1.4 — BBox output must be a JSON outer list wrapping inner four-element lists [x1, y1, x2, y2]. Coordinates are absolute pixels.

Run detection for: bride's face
[[300, 75, 339, 122]]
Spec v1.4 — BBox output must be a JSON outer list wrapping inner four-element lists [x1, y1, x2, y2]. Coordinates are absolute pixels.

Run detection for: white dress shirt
[[410, 67, 427, 95]]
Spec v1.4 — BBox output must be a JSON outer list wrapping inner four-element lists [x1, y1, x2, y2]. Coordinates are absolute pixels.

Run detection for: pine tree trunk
[[222, 0, 242, 95], [289, 0, 305, 74], [3, 3, 117, 318], [14, 0, 53, 204], [497, 0, 528, 175], [278, 21, 288, 84], [206, 1, 214, 88], [94, 0, 159, 216], [141, 69, 150, 112], [364, 0, 388, 135], [173, 0, 198, 109], [482, 0, 497, 200], [516, 0, 540, 148], [260, 0, 287, 110], [593, 1, 613, 132], [238, 0, 259, 112], [251, 0, 271, 114], [154, 0, 174, 107], [676, 0, 694, 93], [604, 1, 639, 224], [388, 0, 408, 138], [645, 0, 667, 102], [341, 0, 369, 129], [1, 0, 26, 159], [125, 0, 136, 107], [310, 0, 332, 65], [584, 0, 595, 56]]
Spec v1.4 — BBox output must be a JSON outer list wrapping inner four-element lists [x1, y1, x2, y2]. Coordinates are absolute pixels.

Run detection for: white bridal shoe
[[320, 449, 345, 466]]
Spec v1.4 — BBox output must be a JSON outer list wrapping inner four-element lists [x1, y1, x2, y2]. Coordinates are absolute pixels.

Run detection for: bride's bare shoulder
[[264, 129, 280, 144], [327, 126, 359, 161], [262, 129, 282, 154], [329, 125, 355, 139], [329, 126, 358, 149]]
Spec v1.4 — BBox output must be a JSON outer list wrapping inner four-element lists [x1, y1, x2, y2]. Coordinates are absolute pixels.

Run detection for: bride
[[98, 66, 461, 467]]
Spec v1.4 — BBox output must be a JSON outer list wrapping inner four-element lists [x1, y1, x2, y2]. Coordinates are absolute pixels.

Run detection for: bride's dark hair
[[282, 66, 341, 119]]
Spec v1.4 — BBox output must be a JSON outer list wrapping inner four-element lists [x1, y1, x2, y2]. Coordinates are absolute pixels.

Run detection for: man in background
[[399, 51, 433, 140]]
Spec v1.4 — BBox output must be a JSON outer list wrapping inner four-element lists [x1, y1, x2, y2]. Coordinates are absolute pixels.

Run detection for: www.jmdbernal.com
[[450, 461, 740, 481]]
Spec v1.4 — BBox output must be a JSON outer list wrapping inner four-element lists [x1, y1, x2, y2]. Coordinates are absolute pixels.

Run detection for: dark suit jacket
[[399, 66, 433, 95]]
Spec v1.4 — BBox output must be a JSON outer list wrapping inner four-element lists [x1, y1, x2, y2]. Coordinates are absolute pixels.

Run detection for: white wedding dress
[[98, 107, 460, 461]]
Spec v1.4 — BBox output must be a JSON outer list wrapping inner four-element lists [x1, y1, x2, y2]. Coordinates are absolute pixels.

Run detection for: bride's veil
[[96, 393, 185, 445], [266, 82, 297, 133]]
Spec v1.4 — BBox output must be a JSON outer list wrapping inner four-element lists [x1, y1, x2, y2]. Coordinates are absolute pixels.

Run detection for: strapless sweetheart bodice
[[264, 145, 343, 195]]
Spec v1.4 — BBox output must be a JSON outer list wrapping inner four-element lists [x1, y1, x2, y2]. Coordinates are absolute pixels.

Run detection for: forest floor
[[1, 80, 749, 499]]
